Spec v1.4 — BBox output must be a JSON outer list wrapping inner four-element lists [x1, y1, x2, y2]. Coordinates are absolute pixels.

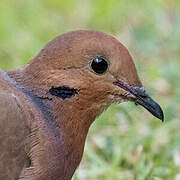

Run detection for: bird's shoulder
[[0, 74, 31, 179]]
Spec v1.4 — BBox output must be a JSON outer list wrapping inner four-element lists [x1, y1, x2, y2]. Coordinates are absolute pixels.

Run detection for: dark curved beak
[[114, 81, 164, 122]]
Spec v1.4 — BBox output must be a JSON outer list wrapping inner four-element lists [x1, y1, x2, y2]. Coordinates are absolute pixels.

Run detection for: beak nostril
[[131, 86, 147, 97], [113, 80, 164, 121]]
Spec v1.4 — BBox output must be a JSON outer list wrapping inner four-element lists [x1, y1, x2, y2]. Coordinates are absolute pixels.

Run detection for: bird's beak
[[113, 81, 164, 122]]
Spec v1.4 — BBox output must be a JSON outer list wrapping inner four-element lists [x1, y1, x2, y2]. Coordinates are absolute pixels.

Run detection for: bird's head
[[21, 30, 164, 122]]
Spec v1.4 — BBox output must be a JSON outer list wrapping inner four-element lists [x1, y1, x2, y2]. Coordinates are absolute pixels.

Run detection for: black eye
[[89, 57, 109, 74]]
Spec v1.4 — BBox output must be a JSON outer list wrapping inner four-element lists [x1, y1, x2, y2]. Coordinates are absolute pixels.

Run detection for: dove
[[0, 30, 163, 180]]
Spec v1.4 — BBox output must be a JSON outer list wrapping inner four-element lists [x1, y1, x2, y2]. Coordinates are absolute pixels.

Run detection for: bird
[[0, 30, 164, 180]]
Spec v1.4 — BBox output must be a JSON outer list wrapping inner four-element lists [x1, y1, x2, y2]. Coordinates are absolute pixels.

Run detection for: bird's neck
[[7, 69, 102, 179]]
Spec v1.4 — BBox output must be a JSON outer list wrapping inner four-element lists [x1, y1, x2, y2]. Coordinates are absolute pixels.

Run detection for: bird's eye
[[89, 57, 109, 75]]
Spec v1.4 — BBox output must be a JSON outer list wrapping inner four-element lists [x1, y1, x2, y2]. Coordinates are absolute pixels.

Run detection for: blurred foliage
[[0, 0, 180, 179]]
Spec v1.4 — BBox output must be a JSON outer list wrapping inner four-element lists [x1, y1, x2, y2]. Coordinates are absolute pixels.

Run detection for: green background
[[0, 0, 180, 179]]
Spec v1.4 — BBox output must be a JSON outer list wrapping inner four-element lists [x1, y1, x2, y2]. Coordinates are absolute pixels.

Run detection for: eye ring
[[88, 56, 110, 75]]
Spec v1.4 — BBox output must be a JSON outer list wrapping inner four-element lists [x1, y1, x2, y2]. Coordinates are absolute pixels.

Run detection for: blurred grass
[[0, 0, 180, 179]]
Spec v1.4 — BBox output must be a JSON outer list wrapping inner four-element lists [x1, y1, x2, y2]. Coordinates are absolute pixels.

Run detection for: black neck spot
[[49, 86, 78, 100]]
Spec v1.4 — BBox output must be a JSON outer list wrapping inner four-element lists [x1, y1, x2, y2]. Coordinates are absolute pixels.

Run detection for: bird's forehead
[[40, 31, 127, 69], [36, 30, 141, 86], [70, 32, 137, 81], [71, 31, 124, 55], [64, 31, 129, 65], [69, 31, 141, 86]]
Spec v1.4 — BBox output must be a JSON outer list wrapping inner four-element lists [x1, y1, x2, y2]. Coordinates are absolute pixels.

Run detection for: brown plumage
[[0, 30, 163, 180]]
